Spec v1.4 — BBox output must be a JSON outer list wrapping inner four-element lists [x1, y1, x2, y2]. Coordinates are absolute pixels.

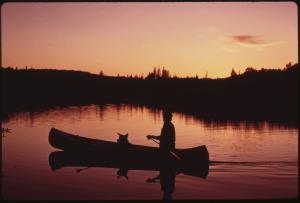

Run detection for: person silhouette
[[146, 110, 175, 152]]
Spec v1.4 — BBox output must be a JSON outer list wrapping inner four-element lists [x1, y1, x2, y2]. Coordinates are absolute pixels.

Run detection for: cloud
[[229, 35, 286, 51], [231, 35, 264, 45], [218, 34, 285, 53], [255, 41, 286, 47]]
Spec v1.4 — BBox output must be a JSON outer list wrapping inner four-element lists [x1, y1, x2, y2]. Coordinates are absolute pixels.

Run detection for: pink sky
[[1, 2, 298, 78]]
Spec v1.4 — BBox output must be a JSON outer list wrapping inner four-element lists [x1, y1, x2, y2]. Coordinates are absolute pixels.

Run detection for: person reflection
[[147, 165, 176, 200], [117, 167, 129, 179]]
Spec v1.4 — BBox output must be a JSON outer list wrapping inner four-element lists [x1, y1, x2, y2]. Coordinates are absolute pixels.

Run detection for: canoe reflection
[[49, 151, 209, 199]]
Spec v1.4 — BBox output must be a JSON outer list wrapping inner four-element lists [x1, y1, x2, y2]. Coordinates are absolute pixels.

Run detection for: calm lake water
[[2, 104, 298, 200]]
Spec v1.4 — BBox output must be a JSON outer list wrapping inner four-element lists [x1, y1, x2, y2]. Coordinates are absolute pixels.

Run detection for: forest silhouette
[[1, 63, 297, 126]]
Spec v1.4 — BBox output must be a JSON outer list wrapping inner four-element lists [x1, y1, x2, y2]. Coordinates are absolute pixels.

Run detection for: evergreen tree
[[231, 68, 237, 77]]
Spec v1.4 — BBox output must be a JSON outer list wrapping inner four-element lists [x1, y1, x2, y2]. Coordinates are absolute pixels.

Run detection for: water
[[2, 104, 298, 200]]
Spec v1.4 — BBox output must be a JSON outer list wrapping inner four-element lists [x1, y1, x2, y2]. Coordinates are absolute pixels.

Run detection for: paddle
[[146, 175, 160, 183], [149, 138, 182, 161], [76, 167, 90, 173]]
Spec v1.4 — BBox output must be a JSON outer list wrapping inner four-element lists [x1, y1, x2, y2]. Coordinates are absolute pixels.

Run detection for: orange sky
[[1, 2, 298, 78]]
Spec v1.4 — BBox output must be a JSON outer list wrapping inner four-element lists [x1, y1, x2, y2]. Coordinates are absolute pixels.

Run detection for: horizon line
[[1, 61, 297, 79]]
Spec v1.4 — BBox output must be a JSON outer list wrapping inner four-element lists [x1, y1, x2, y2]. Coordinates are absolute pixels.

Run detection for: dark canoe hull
[[49, 128, 209, 177]]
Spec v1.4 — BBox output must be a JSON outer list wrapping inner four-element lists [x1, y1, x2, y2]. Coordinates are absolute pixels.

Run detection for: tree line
[[3, 62, 297, 80], [1, 62, 297, 126]]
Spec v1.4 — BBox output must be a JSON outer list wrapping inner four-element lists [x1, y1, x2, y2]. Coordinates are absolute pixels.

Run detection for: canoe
[[49, 128, 209, 177]]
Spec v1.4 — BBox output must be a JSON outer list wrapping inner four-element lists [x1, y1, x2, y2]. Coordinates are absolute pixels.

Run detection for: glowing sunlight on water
[[2, 104, 298, 200]]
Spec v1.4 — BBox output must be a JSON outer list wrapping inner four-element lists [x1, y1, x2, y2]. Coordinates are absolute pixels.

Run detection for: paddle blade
[[170, 151, 182, 161]]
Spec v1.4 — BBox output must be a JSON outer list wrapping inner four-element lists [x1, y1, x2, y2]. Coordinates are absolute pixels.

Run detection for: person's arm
[[147, 125, 164, 140]]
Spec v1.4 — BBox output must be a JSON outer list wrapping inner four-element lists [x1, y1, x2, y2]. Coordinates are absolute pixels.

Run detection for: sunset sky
[[1, 2, 298, 78]]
